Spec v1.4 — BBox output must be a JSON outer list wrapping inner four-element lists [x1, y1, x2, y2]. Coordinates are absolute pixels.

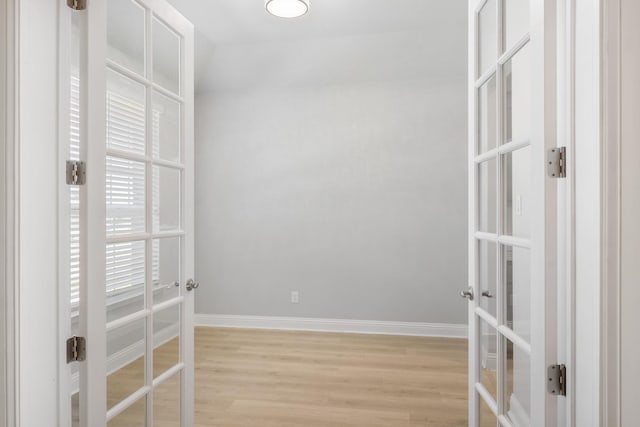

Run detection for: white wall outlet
[[291, 291, 299, 304]]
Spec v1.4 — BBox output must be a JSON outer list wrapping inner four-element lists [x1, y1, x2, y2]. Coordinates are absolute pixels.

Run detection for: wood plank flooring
[[97, 327, 474, 426], [194, 327, 469, 427]]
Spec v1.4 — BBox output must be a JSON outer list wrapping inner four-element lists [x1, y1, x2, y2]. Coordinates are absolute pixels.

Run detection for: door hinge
[[67, 0, 87, 10], [66, 336, 86, 363], [547, 147, 567, 178], [66, 160, 86, 185], [547, 364, 567, 396]]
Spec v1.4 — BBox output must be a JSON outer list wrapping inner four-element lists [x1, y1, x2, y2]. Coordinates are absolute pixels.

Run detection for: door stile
[[179, 15, 195, 427], [494, 0, 505, 422], [83, 0, 108, 426], [144, 6, 155, 426], [57, 4, 73, 425], [529, 0, 558, 425], [468, 1, 480, 425]]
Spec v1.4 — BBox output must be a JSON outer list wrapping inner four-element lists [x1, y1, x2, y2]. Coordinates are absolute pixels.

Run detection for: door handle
[[459, 287, 474, 301], [186, 279, 200, 292], [481, 290, 494, 298]]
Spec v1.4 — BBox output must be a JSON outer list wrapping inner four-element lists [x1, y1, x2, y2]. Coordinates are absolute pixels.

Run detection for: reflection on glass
[[506, 339, 531, 426], [107, 397, 146, 427], [106, 241, 146, 322], [504, 0, 529, 51], [107, 69, 146, 154], [106, 156, 146, 236], [153, 305, 180, 378], [478, 0, 497, 76], [478, 159, 497, 233], [479, 240, 497, 317], [478, 75, 497, 154], [153, 18, 181, 94], [504, 45, 531, 145], [152, 91, 181, 162], [107, 0, 145, 76], [479, 317, 498, 402], [72, 392, 79, 427], [505, 245, 531, 343], [107, 319, 145, 410], [480, 393, 497, 427], [153, 166, 181, 232], [504, 147, 531, 238], [153, 238, 181, 304], [154, 373, 181, 426]]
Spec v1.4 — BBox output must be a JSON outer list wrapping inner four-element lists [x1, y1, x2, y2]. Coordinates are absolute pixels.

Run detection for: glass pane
[[505, 339, 531, 426], [153, 166, 180, 232], [153, 18, 180, 94], [505, 245, 531, 343], [478, 159, 497, 233], [153, 373, 181, 426], [107, 319, 146, 410], [480, 393, 497, 427], [107, 397, 146, 427], [504, 0, 529, 50], [107, 0, 145, 76], [153, 304, 180, 378], [479, 317, 498, 402], [478, 0, 497, 76], [504, 146, 531, 238], [71, 392, 79, 427], [478, 75, 497, 154], [106, 241, 146, 322], [152, 91, 181, 162], [152, 237, 181, 305], [106, 156, 146, 236], [505, 45, 531, 145], [107, 70, 146, 155], [479, 240, 497, 318]]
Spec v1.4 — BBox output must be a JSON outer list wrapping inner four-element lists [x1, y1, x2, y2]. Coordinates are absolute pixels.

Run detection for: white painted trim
[[601, 1, 621, 426], [557, 0, 577, 425], [573, 0, 603, 426], [195, 314, 468, 338], [0, 1, 17, 426]]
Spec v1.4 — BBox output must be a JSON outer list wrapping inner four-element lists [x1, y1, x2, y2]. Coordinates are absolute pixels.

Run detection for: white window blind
[[70, 75, 161, 309]]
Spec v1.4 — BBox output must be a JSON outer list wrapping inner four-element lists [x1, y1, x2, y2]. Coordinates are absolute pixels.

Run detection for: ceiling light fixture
[[265, 0, 310, 18]]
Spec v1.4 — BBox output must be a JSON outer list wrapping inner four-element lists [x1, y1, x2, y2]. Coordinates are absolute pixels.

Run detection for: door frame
[[1, 0, 17, 426], [8, 0, 61, 425]]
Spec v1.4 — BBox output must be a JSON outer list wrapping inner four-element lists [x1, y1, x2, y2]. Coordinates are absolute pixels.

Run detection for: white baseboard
[[195, 314, 468, 338]]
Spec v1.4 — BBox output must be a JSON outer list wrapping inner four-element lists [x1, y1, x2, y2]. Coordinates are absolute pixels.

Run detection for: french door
[[59, 0, 195, 426], [466, 0, 559, 426]]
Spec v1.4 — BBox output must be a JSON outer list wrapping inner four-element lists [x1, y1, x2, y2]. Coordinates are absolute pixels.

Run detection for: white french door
[[59, 0, 195, 426], [466, 0, 559, 426]]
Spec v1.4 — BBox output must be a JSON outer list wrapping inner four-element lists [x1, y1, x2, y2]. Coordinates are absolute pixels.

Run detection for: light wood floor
[[194, 327, 469, 427], [95, 327, 475, 426]]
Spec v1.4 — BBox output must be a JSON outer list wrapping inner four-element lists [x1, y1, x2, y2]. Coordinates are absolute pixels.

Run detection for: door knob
[[186, 279, 200, 291], [481, 290, 494, 298], [460, 287, 474, 301]]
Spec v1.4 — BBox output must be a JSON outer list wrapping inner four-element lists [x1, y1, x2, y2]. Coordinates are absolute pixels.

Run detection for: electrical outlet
[[291, 291, 299, 304]]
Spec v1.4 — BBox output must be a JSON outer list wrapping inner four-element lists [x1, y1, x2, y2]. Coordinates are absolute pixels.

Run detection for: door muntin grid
[[472, 0, 532, 425], [104, 0, 185, 424]]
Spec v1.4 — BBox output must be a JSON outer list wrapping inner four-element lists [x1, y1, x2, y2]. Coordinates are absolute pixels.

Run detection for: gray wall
[[194, 31, 468, 325]]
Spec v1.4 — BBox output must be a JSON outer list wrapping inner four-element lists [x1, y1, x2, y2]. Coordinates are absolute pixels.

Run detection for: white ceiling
[[166, 0, 467, 92]]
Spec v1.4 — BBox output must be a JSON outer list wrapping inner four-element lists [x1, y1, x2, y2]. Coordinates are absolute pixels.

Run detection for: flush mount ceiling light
[[265, 0, 310, 18]]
